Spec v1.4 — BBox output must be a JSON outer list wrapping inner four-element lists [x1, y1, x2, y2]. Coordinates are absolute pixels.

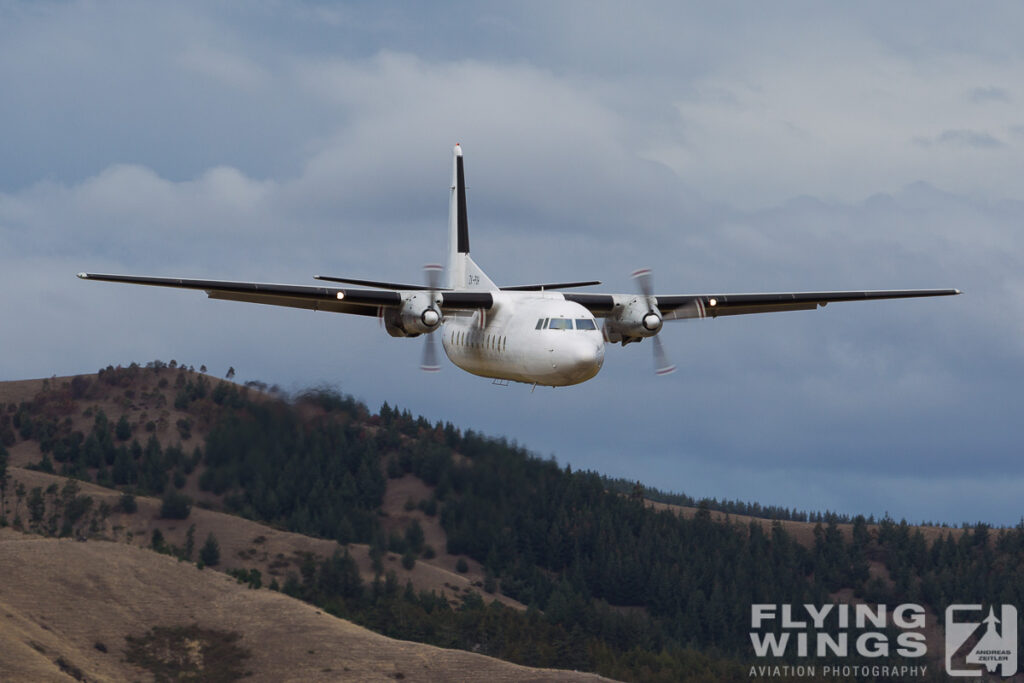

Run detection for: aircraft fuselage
[[441, 292, 604, 386]]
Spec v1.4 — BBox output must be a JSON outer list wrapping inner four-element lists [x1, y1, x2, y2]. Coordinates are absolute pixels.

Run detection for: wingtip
[[77, 272, 89, 279], [454, 142, 463, 157]]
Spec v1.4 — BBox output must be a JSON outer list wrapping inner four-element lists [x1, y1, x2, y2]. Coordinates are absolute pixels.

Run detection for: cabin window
[[575, 318, 597, 330], [548, 318, 573, 330]]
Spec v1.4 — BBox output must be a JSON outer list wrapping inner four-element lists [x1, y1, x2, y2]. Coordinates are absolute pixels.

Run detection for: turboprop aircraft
[[79, 144, 959, 387]]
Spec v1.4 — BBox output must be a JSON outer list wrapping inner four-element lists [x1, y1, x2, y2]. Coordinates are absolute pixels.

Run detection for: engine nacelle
[[604, 296, 662, 345], [384, 293, 441, 338]]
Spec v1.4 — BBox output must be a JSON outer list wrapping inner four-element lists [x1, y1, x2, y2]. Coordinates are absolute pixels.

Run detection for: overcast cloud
[[1, 2, 1022, 524]]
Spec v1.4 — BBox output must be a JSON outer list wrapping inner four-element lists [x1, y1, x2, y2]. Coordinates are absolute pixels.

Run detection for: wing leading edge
[[76, 273, 493, 316], [565, 288, 961, 318]]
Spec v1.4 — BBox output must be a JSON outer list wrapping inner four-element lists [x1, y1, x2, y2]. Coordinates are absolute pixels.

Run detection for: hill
[[2, 362, 1022, 681], [0, 529, 605, 682], [0, 367, 516, 611]]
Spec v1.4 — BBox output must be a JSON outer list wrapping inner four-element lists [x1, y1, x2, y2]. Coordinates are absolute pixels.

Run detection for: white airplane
[[79, 144, 959, 387]]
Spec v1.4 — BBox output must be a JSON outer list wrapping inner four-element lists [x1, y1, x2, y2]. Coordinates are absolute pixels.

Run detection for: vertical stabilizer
[[447, 144, 497, 291]]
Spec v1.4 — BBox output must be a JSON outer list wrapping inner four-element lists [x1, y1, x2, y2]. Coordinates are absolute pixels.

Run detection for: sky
[[1, 1, 1022, 524]]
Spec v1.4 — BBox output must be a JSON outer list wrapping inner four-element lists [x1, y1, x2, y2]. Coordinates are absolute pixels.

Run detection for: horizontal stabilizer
[[501, 280, 602, 291], [314, 275, 449, 291]]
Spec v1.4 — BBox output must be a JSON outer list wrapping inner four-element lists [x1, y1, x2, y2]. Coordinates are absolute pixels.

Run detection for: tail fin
[[448, 144, 497, 291]]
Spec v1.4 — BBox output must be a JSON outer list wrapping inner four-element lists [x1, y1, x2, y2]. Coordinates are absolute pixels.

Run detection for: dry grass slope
[[0, 529, 609, 682]]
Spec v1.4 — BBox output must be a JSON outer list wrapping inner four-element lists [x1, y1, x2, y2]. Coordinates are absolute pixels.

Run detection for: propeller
[[420, 264, 443, 372], [631, 268, 676, 376]]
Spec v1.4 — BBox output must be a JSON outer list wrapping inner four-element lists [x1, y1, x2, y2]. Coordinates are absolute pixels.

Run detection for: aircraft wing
[[565, 288, 961, 319], [77, 273, 493, 316]]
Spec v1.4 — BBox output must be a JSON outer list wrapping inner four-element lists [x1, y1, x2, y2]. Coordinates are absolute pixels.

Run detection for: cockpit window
[[575, 318, 597, 330], [535, 318, 546, 330], [548, 318, 573, 330]]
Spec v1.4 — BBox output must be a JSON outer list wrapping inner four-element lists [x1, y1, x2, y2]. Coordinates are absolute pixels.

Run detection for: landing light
[[336, 292, 345, 300], [709, 298, 717, 307]]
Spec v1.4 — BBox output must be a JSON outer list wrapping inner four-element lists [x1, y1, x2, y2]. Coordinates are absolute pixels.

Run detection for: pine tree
[[115, 415, 132, 441], [200, 532, 220, 566], [0, 445, 8, 522]]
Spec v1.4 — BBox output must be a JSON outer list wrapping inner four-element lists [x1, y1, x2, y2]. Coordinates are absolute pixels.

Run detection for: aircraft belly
[[442, 326, 603, 387]]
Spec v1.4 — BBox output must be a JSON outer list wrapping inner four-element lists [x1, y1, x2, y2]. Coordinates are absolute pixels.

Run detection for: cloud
[[648, 47, 1024, 206], [2, 2, 1023, 524], [916, 129, 1006, 149], [968, 85, 1011, 104]]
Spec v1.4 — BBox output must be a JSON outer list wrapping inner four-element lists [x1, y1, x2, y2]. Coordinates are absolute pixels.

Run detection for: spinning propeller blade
[[420, 264, 443, 372], [653, 335, 677, 376], [631, 268, 675, 376]]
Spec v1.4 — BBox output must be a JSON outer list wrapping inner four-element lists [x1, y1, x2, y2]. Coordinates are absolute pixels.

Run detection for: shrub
[[151, 528, 165, 551], [118, 492, 138, 514], [401, 549, 416, 570], [160, 491, 192, 520], [417, 498, 438, 516]]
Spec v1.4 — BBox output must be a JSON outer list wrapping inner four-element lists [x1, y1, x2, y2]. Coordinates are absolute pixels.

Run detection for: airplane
[[79, 144, 960, 388]]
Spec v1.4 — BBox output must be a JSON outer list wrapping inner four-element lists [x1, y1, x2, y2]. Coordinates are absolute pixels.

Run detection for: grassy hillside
[[0, 529, 606, 682], [1, 362, 1022, 681]]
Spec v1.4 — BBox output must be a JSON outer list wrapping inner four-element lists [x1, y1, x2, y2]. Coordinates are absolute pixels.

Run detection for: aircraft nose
[[567, 337, 604, 381]]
